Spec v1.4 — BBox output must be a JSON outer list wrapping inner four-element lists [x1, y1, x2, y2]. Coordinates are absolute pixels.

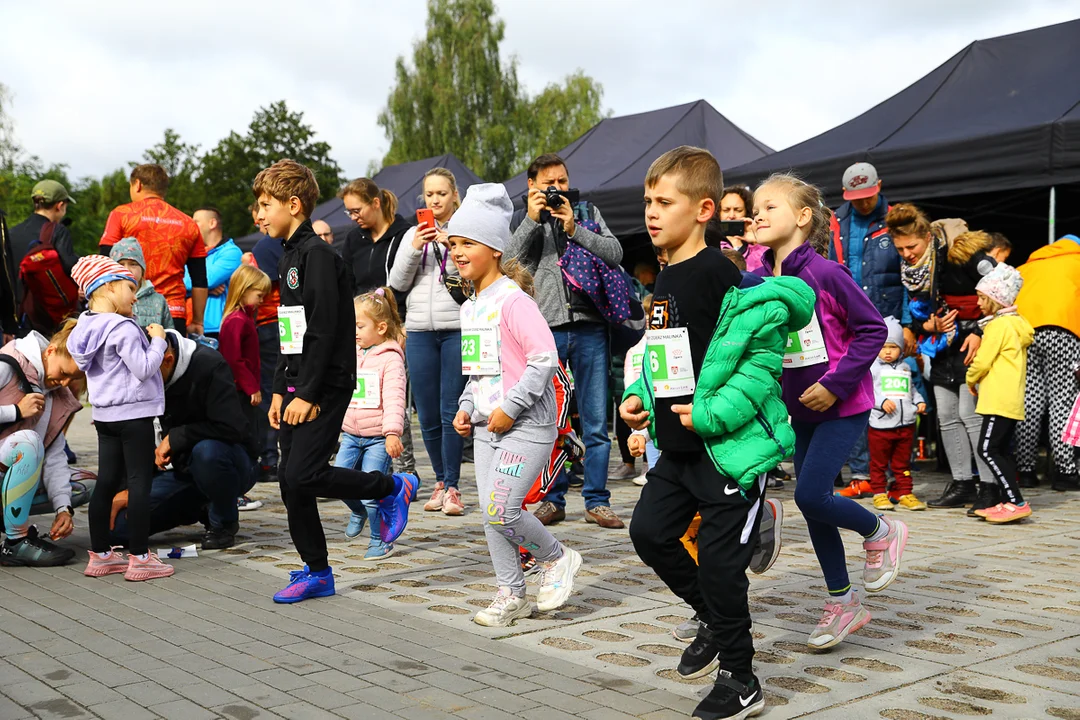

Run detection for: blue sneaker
[[378, 473, 418, 544], [345, 513, 366, 539], [364, 541, 395, 560], [272, 566, 335, 603]]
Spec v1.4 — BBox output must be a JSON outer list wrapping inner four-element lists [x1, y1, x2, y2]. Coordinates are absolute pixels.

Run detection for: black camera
[[543, 186, 580, 209]]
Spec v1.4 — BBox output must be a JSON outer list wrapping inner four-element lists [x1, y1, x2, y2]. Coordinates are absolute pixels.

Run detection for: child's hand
[[917, 402, 927, 415], [619, 395, 650, 431], [799, 383, 838, 412], [268, 394, 283, 430], [453, 410, 472, 437], [882, 399, 897, 414], [283, 397, 319, 425], [146, 323, 166, 340], [968, 383, 978, 396], [385, 434, 403, 458], [487, 407, 514, 434], [250, 391, 262, 406], [628, 434, 646, 457], [671, 404, 696, 431]]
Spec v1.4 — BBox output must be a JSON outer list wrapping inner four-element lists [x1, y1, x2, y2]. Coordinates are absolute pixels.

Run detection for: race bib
[[278, 306, 306, 355], [350, 370, 381, 410], [461, 324, 499, 375], [646, 327, 696, 398], [880, 368, 911, 399], [630, 351, 644, 377], [783, 313, 829, 368]]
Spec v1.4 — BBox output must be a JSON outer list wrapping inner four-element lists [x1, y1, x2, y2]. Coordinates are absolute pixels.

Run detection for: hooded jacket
[[1017, 235, 1080, 339], [388, 225, 462, 332], [966, 312, 1035, 421], [625, 277, 816, 492], [274, 220, 356, 402], [869, 318, 926, 429], [343, 215, 412, 299], [184, 238, 242, 333], [66, 311, 166, 422], [342, 339, 407, 439], [759, 243, 888, 424], [161, 330, 256, 466]]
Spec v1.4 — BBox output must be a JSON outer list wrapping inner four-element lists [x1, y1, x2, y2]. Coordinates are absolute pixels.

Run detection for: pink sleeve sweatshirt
[[341, 339, 407, 439]]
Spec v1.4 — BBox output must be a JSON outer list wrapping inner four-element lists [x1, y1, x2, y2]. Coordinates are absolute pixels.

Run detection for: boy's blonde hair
[[645, 146, 723, 207], [252, 159, 319, 217], [754, 173, 831, 256], [355, 287, 403, 340], [223, 264, 271, 319]]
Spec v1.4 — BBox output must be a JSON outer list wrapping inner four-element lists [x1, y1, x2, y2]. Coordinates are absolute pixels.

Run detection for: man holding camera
[[507, 153, 625, 529]]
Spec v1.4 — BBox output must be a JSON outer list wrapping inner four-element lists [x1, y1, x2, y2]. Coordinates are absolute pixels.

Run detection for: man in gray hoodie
[[506, 154, 624, 529]]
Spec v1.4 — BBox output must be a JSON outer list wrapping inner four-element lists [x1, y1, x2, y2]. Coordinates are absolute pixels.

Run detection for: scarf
[[900, 233, 944, 294], [978, 305, 1019, 330]]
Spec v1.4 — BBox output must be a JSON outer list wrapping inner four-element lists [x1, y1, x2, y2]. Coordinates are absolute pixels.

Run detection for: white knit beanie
[[446, 183, 513, 252], [976, 263, 1023, 308]]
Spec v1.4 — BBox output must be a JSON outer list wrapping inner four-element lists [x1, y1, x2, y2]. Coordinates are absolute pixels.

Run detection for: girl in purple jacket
[[753, 174, 905, 649]]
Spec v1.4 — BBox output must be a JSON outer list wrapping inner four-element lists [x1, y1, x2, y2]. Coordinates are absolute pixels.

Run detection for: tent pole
[[1049, 186, 1056, 243]]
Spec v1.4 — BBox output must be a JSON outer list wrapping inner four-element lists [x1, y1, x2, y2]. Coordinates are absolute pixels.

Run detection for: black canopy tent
[[236, 153, 484, 250], [503, 100, 772, 244], [725, 19, 1080, 264]]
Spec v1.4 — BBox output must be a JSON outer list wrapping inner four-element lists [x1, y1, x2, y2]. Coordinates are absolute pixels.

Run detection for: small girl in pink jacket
[[336, 288, 407, 559]]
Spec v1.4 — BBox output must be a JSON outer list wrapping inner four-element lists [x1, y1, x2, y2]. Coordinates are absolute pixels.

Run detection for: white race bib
[[646, 327, 696, 398], [879, 367, 911, 399], [461, 324, 500, 376], [278, 306, 306, 355], [783, 313, 829, 368], [350, 369, 381, 410]]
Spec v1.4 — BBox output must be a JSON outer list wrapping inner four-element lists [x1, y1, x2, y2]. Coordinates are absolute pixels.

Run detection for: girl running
[[449, 183, 582, 627], [753, 174, 904, 649]]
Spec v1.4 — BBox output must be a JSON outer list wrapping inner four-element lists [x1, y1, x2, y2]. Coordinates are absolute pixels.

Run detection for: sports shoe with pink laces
[[83, 549, 128, 577], [981, 502, 1032, 524], [124, 552, 175, 582], [863, 516, 908, 593], [423, 482, 446, 512], [807, 591, 871, 649], [442, 487, 464, 516]]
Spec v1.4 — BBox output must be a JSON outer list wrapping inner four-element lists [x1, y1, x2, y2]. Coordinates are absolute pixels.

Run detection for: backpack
[[19, 222, 78, 334]]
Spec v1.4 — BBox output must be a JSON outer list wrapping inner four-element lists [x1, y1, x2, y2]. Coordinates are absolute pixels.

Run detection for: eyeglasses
[[343, 207, 364, 219]]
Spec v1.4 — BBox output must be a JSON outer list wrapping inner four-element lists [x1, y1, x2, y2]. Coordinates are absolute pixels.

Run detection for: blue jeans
[[405, 330, 467, 489], [111, 439, 255, 542], [792, 412, 879, 595], [546, 323, 611, 510], [335, 434, 392, 518], [846, 427, 870, 478], [257, 323, 280, 467]]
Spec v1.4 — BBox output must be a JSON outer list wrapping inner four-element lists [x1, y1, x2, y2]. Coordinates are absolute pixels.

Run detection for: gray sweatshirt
[[506, 204, 622, 327]]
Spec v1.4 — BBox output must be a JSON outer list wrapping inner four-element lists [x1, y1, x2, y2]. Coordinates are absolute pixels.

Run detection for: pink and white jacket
[[341, 339, 407, 439]]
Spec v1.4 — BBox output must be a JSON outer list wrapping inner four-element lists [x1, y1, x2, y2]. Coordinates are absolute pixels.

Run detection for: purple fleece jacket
[[67, 311, 166, 422], [758, 243, 887, 423]]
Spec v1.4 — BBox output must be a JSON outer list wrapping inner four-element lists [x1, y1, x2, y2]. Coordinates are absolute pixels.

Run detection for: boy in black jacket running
[[253, 159, 417, 604]]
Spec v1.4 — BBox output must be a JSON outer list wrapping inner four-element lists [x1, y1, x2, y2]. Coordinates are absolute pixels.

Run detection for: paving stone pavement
[[3, 411, 1080, 719]]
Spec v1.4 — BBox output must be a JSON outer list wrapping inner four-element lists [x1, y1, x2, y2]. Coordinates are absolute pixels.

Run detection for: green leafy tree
[[377, 0, 607, 181], [199, 101, 344, 239]]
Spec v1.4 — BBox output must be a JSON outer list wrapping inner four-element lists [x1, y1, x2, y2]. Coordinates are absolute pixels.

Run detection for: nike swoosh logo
[[740, 694, 755, 707], [724, 485, 740, 495]]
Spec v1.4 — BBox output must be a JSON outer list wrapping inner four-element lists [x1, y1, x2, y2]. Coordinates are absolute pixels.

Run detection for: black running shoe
[[678, 620, 720, 679], [693, 670, 765, 720], [202, 523, 238, 550], [0, 527, 75, 567]]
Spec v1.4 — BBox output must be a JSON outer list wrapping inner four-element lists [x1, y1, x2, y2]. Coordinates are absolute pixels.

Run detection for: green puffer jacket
[[624, 276, 816, 493]]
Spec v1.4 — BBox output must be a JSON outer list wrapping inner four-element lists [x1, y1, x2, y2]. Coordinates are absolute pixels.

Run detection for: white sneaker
[[632, 474, 648, 486], [473, 587, 533, 627], [536, 546, 582, 612]]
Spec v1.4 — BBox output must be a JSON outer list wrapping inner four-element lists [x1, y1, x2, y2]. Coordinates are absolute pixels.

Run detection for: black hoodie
[[274, 219, 355, 403], [342, 214, 411, 305]]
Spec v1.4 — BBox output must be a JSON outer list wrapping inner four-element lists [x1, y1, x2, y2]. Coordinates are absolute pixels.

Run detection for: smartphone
[[718, 220, 744, 238], [416, 208, 435, 230]]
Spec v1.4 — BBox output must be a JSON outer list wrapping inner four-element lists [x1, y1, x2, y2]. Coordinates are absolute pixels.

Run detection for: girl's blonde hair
[[48, 317, 78, 358], [499, 256, 535, 297], [87, 278, 136, 315], [223, 264, 271, 319], [755, 173, 832, 256], [423, 168, 461, 212], [340, 178, 398, 226], [355, 287, 402, 340]]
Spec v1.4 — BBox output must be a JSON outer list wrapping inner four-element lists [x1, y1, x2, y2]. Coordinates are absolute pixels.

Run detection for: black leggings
[[977, 414, 1023, 505], [90, 418, 156, 555]]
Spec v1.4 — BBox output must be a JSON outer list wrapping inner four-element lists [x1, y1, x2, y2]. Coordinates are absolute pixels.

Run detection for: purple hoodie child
[[67, 312, 166, 422]]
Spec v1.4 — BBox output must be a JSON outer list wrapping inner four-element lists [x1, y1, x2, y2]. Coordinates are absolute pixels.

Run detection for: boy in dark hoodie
[[253, 160, 417, 604]]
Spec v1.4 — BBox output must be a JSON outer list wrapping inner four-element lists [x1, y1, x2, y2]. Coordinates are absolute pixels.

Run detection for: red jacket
[[219, 306, 260, 396]]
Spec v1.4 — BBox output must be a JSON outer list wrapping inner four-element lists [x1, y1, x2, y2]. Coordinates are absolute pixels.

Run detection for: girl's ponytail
[[498, 257, 535, 298]]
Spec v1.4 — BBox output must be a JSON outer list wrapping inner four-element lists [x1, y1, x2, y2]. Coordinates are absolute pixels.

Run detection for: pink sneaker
[[124, 552, 175, 582], [83, 550, 128, 577], [863, 516, 908, 593], [983, 502, 1032, 524], [807, 591, 871, 649], [442, 487, 465, 516], [423, 482, 446, 512]]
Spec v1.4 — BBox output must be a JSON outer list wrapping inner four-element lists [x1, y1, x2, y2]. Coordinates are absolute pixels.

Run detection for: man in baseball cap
[[9, 180, 79, 308]]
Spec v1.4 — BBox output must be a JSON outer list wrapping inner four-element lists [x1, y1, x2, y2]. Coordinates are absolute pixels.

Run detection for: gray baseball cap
[[842, 162, 879, 201]]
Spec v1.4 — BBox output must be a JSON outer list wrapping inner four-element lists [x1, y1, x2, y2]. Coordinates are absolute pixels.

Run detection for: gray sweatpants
[[934, 384, 993, 483], [474, 426, 562, 596]]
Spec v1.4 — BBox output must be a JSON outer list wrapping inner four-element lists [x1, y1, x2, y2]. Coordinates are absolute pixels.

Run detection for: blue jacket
[[184, 239, 242, 333], [830, 196, 908, 323]]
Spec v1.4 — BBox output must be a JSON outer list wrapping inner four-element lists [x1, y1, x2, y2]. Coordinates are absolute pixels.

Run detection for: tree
[[377, 0, 607, 181], [0, 83, 20, 170], [198, 101, 344, 239]]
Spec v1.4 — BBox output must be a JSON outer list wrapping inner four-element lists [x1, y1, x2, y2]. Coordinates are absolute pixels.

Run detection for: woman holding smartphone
[[389, 168, 468, 516], [718, 185, 767, 272]]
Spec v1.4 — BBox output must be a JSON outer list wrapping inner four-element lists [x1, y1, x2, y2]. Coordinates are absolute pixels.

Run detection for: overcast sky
[[1, 0, 1076, 183]]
